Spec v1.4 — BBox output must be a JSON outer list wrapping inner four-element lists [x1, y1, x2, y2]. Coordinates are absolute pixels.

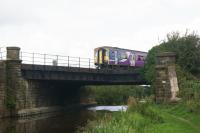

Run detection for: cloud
[[0, 0, 200, 58]]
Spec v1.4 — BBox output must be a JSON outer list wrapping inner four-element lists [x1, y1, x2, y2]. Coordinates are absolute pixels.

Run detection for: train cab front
[[94, 47, 109, 69]]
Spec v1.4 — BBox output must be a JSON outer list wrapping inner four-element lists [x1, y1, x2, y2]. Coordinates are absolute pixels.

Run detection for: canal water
[[0, 106, 127, 133]]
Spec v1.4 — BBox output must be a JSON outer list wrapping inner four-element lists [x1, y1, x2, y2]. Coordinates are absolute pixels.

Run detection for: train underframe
[[95, 64, 136, 71]]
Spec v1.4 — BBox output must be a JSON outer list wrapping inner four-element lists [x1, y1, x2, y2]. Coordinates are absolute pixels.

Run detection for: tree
[[145, 31, 200, 84]]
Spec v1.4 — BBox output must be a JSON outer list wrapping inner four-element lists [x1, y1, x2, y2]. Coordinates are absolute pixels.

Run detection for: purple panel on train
[[108, 47, 146, 67], [94, 46, 147, 68]]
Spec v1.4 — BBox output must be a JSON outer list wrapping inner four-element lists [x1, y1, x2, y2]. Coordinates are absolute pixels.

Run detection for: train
[[94, 46, 147, 69]]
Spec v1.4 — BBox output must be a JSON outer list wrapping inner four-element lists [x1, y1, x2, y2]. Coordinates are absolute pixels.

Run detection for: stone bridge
[[0, 47, 179, 118]]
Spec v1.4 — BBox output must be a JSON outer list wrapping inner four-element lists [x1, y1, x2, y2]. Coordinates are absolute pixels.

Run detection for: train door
[[98, 49, 103, 64], [114, 51, 118, 65]]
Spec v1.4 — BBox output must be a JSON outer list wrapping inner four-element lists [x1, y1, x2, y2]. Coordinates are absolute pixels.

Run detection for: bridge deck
[[21, 64, 147, 85]]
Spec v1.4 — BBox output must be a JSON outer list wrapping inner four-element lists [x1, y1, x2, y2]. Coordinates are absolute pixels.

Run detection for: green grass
[[146, 115, 198, 133], [150, 104, 200, 133], [81, 103, 200, 133], [79, 79, 200, 133]]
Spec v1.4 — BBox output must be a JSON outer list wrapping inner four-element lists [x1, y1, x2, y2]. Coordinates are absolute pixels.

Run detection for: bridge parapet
[[0, 46, 96, 68], [20, 51, 95, 69]]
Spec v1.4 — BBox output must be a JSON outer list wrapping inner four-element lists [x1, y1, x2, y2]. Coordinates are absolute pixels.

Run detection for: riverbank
[[81, 102, 200, 133], [80, 76, 200, 132]]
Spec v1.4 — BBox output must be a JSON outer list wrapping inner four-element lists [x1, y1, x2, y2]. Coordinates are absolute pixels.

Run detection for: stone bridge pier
[[155, 52, 180, 103]]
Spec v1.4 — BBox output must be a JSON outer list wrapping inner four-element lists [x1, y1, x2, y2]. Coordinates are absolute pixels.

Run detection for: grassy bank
[[79, 81, 200, 132], [79, 80, 200, 133], [81, 101, 200, 133]]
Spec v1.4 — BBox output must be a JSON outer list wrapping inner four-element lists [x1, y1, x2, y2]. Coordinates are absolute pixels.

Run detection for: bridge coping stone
[[6, 47, 20, 60], [156, 52, 176, 57]]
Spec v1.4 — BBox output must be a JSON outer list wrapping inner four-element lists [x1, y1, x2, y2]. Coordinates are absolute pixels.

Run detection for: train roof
[[95, 46, 147, 54]]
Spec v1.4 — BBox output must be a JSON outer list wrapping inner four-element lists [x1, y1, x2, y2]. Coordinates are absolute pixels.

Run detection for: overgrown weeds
[[179, 80, 200, 113], [81, 98, 164, 133]]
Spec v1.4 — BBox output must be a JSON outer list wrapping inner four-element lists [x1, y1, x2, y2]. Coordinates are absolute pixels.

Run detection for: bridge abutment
[[0, 47, 83, 118], [155, 52, 180, 103]]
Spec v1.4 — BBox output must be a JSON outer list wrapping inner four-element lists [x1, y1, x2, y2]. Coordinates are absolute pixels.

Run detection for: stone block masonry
[[0, 47, 28, 117], [0, 46, 179, 117], [0, 47, 79, 118], [0, 61, 6, 117], [155, 52, 180, 103]]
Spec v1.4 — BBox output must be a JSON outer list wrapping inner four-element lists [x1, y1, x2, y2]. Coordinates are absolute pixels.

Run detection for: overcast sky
[[0, 0, 200, 58]]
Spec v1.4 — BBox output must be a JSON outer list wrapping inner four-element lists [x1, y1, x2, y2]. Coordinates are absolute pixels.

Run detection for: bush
[[127, 96, 138, 112], [82, 101, 164, 133], [145, 31, 200, 84], [179, 80, 200, 113], [127, 97, 164, 123], [82, 85, 150, 105], [82, 111, 150, 133]]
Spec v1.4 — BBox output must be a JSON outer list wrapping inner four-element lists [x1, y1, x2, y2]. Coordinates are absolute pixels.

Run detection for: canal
[[0, 106, 127, 133]]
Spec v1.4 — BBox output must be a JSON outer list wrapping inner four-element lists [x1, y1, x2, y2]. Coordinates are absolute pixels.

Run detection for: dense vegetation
[[81, 32, 200, 133], [81, 85, 150, 105], [145, 31, 200, 83], [81, 99, 200, 133], [144, 31, 200, 112]]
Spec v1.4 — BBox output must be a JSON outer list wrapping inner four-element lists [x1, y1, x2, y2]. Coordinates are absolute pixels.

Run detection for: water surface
[[0, 106, 126, 133]]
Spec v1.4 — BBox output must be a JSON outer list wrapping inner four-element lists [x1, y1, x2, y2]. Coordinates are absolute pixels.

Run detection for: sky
[[0, 0, 200, 58]]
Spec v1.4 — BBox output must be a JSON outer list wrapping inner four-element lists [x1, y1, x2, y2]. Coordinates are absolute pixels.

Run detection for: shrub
[[82, 85, 149, 105], [127, 96, 138, 112], [145, 31, 200, 84], [82, 111, 150, 133], [179, 80, 200, 113], [127, 97, 164, 123], [6, 95, 16, 109]]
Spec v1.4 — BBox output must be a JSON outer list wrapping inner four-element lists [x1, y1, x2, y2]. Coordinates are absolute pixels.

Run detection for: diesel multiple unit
[[94, 46, 147, 69]]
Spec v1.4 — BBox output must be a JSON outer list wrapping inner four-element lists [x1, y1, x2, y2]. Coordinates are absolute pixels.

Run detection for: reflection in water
[[0, 109, 96, 133], [88, 106, 127, 112], [0, 106, 126, 133]]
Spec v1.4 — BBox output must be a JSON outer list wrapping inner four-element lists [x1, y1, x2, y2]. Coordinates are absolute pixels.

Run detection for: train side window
[[137, 55, 144, 61], [121, 52, 126, 59], [137, 56, 141, 61], [110, 51, 115, 60]]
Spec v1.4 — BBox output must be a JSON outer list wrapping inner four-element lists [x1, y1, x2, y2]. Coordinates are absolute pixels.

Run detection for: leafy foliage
[[82, 85, 150, 105], [180, 81, 200, 113], [145, 31, 200, 84], [82, 103, 200, 133], [6, 95, 16, 109], [127, 97, 164, 123], [82, 105, 163, 133], [145, 31, 200, 113]]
